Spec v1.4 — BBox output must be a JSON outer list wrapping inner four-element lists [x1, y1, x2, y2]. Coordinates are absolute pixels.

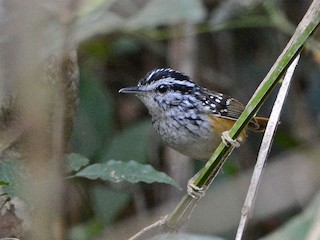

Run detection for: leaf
[[75, 160, 181, 189], [66, 153, 90, 173], [0, 161, 15, 185], [71, 70, 114, 158], [0, 160, 25, 197], [0, 181, 9, 186], [91, 185, 130, 225], [99, 120, 153, 163]]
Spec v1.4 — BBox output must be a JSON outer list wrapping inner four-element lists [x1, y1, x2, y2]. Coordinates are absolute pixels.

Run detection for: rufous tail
[[250, 117, 269, 132]]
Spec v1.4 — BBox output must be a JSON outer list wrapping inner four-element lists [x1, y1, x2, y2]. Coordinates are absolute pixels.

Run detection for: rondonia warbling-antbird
[[119, 68, 268, 161]]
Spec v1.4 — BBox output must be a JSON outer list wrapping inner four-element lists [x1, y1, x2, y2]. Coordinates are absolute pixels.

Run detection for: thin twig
[[128, 216, 169, 240], [235, 55, 300, 240]]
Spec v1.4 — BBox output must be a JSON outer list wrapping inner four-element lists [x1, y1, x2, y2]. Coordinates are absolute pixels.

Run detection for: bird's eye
[[157, 84, 169, 93]]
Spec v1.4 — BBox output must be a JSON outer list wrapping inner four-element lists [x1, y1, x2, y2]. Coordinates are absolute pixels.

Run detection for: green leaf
[[0, 160, 25, 197], [100, 120, 152, 163], [66, 153, 90, 173], [71, 70, 114, 158], [0, 161, 15, 185], [0, 181, 9, 186], [91, 185, 130, 225], [75, 160, 181, 189]]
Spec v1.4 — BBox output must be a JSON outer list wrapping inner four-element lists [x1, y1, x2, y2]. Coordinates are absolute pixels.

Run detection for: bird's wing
[[202, 89, 260, 130]]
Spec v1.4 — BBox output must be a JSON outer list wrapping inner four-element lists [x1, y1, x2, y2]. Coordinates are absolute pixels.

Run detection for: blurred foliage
[[69, 0, 320, 239], [68, 219, 103, 240], [261, 190, 320, 240], [90, 185, 131, 225], [71, 66, 114, 158], [99, 121, 152, 163], [66, 153, 90, 173], [150, 233, 225, 240], [1, 0, 319, 239], [0, 159, 25, 198]]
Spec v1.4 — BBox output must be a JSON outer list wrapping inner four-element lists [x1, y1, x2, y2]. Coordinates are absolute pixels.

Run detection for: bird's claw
[[187, 177, 206, 199], [221, 131, 241, 148]]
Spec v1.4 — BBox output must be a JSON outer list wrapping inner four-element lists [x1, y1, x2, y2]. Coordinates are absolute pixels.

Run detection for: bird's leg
[[221, 131, 241, 148], [187, 131, 241, 199], [187, 171, 207, 199]]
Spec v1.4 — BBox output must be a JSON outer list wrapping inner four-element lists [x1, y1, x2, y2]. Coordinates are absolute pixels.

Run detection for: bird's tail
[[249, 117, 269, 132]]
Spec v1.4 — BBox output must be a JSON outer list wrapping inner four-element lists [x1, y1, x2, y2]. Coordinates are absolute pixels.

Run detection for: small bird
[[119, 68, 268, 161]]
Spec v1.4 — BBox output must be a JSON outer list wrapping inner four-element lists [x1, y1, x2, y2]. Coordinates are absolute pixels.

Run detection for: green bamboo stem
[[166, 0, 320, 231], [129, 2, 320, 239], [194, 0, 320, 189]]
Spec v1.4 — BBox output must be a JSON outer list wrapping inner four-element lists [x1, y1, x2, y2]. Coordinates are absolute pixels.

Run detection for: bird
[[119, 68, 268, 161]]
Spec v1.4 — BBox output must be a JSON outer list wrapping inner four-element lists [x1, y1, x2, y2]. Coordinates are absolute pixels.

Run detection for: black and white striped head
[[125, 68, 197, 94], [119, 68, 201, 114]]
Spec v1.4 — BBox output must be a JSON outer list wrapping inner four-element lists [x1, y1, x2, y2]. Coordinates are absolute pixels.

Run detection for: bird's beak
[[119, 86, 146, 94]]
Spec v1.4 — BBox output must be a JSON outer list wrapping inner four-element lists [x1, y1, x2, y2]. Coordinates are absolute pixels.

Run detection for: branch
[[235, 55, 300, 240], [129, 0, 320, 239]]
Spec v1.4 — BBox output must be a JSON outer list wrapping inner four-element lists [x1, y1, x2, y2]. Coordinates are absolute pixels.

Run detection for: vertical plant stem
[[235, 55, 300, 240], [194, 0, 320, 190], [128, 1, 320, 238]]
